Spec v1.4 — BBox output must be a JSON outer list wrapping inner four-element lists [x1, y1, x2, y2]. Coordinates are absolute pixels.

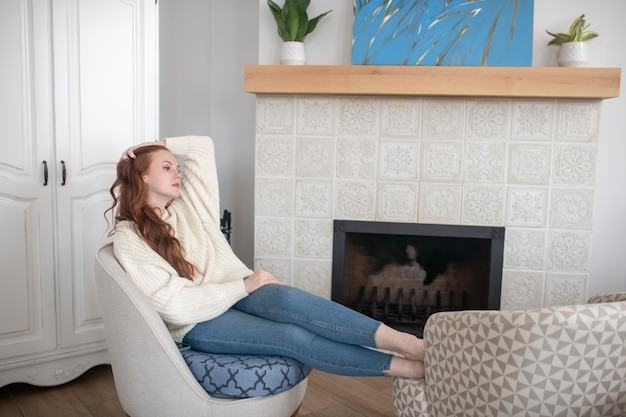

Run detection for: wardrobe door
[[0, 0, 57, 360], [51, 0, 159, 348]]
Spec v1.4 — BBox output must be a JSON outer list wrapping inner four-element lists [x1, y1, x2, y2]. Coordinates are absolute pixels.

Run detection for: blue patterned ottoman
[[181, 350, 312, 398]]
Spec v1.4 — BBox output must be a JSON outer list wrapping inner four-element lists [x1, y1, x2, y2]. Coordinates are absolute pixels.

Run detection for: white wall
[[160, 1, 625, 293]]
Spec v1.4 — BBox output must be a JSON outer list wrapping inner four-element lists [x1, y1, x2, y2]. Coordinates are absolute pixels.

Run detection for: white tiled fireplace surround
[[252, 94, 603, 310]]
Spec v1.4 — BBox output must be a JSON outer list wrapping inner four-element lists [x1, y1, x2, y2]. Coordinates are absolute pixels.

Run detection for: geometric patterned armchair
[[393, 292, 626, 417]]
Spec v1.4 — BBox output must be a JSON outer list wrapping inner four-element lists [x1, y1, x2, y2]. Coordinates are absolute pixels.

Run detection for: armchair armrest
[[420, 302, 626, 417], [587, 291, 626, 304]]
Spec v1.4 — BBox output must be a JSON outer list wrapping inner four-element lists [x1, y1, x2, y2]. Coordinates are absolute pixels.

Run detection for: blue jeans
[[182, 284, 392, 376]]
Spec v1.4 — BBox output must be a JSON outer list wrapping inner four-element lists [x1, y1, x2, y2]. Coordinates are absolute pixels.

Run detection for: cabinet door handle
[[43, 161, 48, 186], [61, 160, 67, 186]]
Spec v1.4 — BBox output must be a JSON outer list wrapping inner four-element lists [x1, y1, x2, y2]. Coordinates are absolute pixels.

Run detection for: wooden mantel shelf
[[244, 65, 621, 99]]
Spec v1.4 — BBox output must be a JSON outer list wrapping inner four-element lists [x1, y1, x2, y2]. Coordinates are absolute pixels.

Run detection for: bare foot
[[400, 333, 424, 361], [375, 324, 425, 361], [385, 357, 425, 379]]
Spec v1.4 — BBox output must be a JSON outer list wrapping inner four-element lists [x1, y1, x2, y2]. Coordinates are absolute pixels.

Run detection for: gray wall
[[160, 0, 258, 265]]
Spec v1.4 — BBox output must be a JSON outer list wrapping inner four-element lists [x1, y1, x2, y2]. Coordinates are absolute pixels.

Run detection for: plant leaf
[[267, 0, 331, 42], [267, 0, 290, 41], [285, 0, 300, 41], [546, 30, 571, 45], [296, 11, 309, 42], [574, 24, 584, 42], [580, 31, 599, 41], [546, 13, 598, 45], [306, 11, 332, 37], [267, 0, 281, 14], [297, 0, 310, 14], [568, 14, 585, 35]]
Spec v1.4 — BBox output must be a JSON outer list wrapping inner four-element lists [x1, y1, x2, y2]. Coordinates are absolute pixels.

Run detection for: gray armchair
[[393, 292, 626, 417], [95, 244, 307, 417]]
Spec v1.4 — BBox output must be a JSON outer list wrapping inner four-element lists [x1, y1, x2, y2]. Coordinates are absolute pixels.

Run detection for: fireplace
[[332, 220, 504, 336], [250, 82, 609, 310]]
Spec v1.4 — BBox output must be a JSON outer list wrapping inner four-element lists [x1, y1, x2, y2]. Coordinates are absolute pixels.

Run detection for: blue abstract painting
[[353, 0, 534, 66]]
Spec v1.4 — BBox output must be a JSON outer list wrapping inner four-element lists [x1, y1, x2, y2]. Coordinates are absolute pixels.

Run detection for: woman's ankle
[[375, 325, 424, 361], [385, 357, 425, 379]]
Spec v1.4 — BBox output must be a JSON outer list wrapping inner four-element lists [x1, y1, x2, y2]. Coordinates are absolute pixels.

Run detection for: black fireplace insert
[[331, 220, 504, 337]]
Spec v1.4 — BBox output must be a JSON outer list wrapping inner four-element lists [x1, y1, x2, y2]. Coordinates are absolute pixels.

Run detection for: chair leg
[[290, 404, 302, 417]]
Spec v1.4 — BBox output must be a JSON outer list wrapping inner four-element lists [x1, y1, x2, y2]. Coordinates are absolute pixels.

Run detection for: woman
[[106, 136, 424, 378]]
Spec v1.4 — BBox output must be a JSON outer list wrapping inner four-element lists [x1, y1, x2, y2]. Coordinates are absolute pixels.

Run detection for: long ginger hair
[[105, 145, 197, 280]]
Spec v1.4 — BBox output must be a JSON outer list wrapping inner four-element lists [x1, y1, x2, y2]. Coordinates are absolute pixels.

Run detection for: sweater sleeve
[[164, 136, 221, 226], [113, 224, 249, 325]]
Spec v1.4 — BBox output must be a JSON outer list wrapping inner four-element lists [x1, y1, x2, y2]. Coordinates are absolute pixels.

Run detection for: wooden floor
[[0, 365, 396, 417]]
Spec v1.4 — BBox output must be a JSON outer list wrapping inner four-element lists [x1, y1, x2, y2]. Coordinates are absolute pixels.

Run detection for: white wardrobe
[[0, 0, 158, 386]]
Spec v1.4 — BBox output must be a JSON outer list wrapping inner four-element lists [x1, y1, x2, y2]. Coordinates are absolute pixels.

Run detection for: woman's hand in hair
[[243, 269, 282, 294], [121, 139, 166, 160]]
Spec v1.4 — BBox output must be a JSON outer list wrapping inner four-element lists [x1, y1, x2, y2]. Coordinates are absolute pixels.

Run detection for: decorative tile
[[296, 96, 335, 136], [505, 187, 548, 228], [295, 137, 335, 178], [255, 178, 293, 217], [508, 143, 552, 185], [501, 270, 544, 310], [421, 141, 462, 182], [418, 183, 461, 224], [381, 98, 421, 137], [293, 260, 332, 299], [335, 179, 376, 220], [549, 188, 594, 230], [504, 228, 546, 270], [294, 180, 333, 218], [511, 99, 555, 141], [546, 230, 591, 272], [255, 217, 293, 257], [337, 97, 379, 137], [464, 142, 506, 183], [461, 184, 505, 226], [254, 258, 293, 285], [377, 182, 418, 222], [556, 100, 601, 143], [294, 219, 333, 259], [336, 138, 377, 178], [379, 141, 419, 180], [422, 98, 465, 139], [256, 96, 295, 134], [253, 95, 606, 312], [256, 136, 294, 177], [552, 144, 597, 186], [545, 273, 587, 306], [466, 98, 511, 140]]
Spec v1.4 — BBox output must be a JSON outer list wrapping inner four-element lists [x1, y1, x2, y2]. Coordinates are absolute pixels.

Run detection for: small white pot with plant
[[267, 0, 331, 65], [546, 14, 599, 67]]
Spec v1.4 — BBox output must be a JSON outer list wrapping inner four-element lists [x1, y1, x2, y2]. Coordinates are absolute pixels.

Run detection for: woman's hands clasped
[[244, 269, 282, 294]]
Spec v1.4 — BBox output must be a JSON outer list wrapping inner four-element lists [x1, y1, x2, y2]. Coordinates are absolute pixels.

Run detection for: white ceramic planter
[[280, 41, 306, 65], [558, 42, 588, 67]]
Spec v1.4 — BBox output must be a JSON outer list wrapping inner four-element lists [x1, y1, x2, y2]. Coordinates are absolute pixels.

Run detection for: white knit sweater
[[113, 136, 252, 341]]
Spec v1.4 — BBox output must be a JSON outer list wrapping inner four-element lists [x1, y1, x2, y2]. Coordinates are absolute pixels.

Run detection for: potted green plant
[[546, 14, 599, 67], [267, 0, 332, 65]]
